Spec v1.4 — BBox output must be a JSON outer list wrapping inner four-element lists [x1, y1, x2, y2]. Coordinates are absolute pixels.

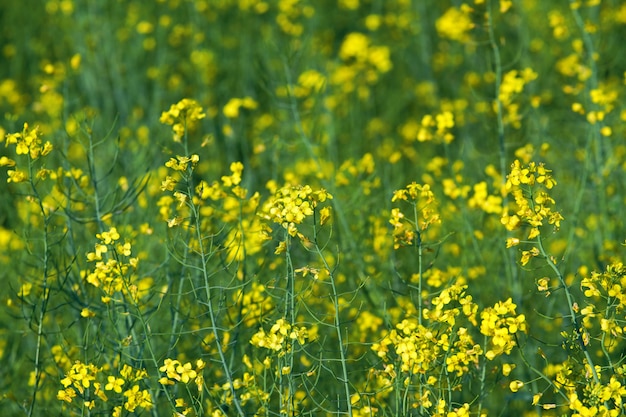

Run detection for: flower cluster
[[436, 5, 474, 43], [293, 69, 326, 98], [159, 98, 206, 142], [390, 182, 440, 248], [370, 284, 484, 415], [498, 68, 538, 128], [328, 32, 392, 100], [501, 160, 563, 249], [2, 123, 53, 183], [57, 361, 152, 415], [164, 154, 200, 172], [424, 283, 478, 327], [580, 262, 626, 351], [159, 358, 205, 390], [260, 185, 332, 238], [4, 123, 53, 160], [416, 111, 455, 144], [223, 96, 258, 118], [479, 298, 527, 360], [467, 181, 503, 214], [338, 32, 392, 75], [567, 377, 626, 417], [249, 318, 310, 355], [372, 318, 443, 374], [83, 227, 150, 304]]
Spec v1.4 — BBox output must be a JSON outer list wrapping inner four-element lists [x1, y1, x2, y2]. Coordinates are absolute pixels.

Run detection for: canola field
[[1, 1, 626, 416]]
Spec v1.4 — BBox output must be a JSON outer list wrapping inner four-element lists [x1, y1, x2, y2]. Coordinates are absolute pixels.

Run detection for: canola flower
[[260, 185, 332, 238], [160, 98, 206, 142]]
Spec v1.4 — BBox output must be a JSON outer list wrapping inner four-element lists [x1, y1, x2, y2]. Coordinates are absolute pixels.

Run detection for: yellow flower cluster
[[249, 318, 309, 355], [568, 377, 626, 417], [499, 68, 538, 108], [164, 154, 200, 172], [580, 262, 626, 350], [416, 111, 455, 144], [223, 97, 258, 118], [468, 181, 502, 214], [436, 6, 474, 43], [57, 361, 151, 414], [338, 32, 392, 74], [424, 283, 478, 326], [2, 123, 54, 183], [260, 185, 332, 237], [497, 68, 538, 128], [390, 182, 440, 248], [373, 284, 480, 379], [160, 154, 201, 227], [83, 227, 148, 303], [328, 32, 392, 99], [501, 160, 563, 247], [480, 298, 527, 360], [571, 85, 619, 137], [276, 0, 313, 36], [334, 152, 378, 195], [293, 70, 326, 98], [58, 361, 101, 400], [4, 123, 53, 160], [371, 318, 439, 374], [159, 98, 206, 142], [159, 358, 205, 390]]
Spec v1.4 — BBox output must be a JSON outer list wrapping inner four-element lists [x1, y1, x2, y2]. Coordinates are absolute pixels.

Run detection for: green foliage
[[1, 0, 626, 416]]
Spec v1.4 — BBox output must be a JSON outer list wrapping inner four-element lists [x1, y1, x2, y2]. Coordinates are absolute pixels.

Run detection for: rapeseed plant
[[1, 1, 626, 416]]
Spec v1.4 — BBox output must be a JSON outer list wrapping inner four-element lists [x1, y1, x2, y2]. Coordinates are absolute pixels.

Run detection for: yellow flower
[[505, 237, 520, 248], [176, 362, 197, 383], [0, 156, 15, 167], [57, 387, 76, 403], [160, 99, 205, 142], [509, 380, 524, 392], [160, 358, 181, 380], [105, 376, 125, 393], [339, 32, 369, 61], [502, 363, 515, 376], [436, 6, 474, 42], [319, 206, 332, 225], [7, 169, 27, 183]]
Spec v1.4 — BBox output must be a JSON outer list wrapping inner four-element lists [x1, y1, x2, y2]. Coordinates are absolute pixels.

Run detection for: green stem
[[535, 236, 607, 406], [313, 224, 352, 416], [27, 157, 52, 417], [413, 202, 423, 329], [487, 0, 506, 184], [569, 0, 612, 248], [514, 333, 570, 403], [282, 234, 296, 417]]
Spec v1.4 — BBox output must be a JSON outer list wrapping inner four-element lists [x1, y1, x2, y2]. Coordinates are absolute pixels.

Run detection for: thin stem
[[27, 156, 52, 417], [412, 201, 426, 416], [114, 249, 177, 414], [514, 333, 570, 403], [535, 235, 608, 411], [313, 227, 352, 416], [413, 202, 423, 329], [568, 0, 612, 250], [477, 335, 488, 417], [176, 126, 245, 416], [282, 233, 296, 417], [487, 1, 506, 183], [487, 0, 521, 306]]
